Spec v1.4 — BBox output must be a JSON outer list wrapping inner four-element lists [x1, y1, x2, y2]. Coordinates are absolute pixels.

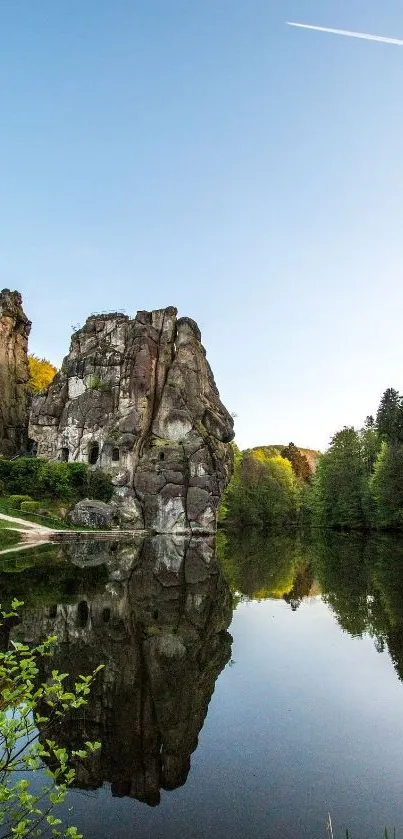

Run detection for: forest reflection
[[218, 530, 403, 681], [217, 531, 317, 605]]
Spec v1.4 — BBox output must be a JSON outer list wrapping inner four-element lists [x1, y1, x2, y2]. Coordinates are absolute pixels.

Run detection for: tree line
[[220, 388, 403, 533], [308, 388, 403, 531]]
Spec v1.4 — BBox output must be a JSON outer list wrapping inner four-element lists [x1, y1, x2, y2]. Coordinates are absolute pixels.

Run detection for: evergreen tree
[[310, 427, 368, 529], [360, 416, 381, 476], [370, 442, 403, 529], [375, 388, 403, 444]]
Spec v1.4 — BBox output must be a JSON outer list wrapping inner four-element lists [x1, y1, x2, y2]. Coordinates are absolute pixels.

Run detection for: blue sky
[[1, 0, 403, 451]]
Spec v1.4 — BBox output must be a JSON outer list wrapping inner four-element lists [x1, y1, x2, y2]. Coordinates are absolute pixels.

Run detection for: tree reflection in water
[[218, 529, 403, 681], [217, 530, 316, 605]]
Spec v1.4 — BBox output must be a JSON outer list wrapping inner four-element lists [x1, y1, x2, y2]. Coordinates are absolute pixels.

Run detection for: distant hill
[[250, 445, 321, 473]]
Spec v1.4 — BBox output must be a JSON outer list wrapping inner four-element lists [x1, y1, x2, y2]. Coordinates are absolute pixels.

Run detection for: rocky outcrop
[[29, 308, 234, 532], [0, 289, 31, 456], [11, 536, 233, 805], [66, 499, 122, 529]]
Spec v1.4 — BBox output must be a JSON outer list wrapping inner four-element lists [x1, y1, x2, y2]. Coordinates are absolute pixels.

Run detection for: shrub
[[87, 469, 114, 502], [0, 459, 113, 504], [87, 374, 110, 392], [20, 500, 41, 513], [8, 494, 34, 509], [0, 459, 42, 496]]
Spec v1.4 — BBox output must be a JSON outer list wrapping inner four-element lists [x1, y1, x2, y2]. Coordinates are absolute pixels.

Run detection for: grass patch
[[0, 528, 22, 550], [0, 500, 72, 530], [0, 518, 30, 531]]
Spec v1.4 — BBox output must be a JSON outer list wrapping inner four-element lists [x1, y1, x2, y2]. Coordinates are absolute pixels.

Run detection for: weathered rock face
[[10, 536, 233, 805], [0, 289, 31, 456], [29, 308, 234, 532]]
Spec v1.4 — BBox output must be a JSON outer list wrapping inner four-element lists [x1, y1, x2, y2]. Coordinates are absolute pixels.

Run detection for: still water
[[1, 531, 403, 838]]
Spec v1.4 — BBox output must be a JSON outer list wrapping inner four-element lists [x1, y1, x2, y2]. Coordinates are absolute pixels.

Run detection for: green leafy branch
[[0, 599, 103, 839]]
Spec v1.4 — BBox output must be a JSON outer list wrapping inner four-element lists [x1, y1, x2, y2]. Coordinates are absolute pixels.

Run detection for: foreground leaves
[[0, 600, 103, 838]]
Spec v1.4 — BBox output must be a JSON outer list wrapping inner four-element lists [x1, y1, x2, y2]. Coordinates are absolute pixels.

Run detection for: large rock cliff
[[29, 308, 234, 532], [9, 536, 232, 805], [0, 289, 31, 456]]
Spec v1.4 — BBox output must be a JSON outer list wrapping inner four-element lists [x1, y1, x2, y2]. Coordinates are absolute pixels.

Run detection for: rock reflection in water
[[11, 536, 232, 806]]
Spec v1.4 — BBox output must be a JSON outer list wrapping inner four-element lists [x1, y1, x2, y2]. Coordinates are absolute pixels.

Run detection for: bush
[[0, 459, 113, 504], [0, 459, 42, 496], [8, 494, 34, 509], [20, 500, 41, 513], [87, 468, 114, 502]]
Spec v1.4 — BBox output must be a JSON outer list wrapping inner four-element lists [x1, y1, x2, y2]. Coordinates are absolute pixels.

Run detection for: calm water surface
[[1, 531, 403, 838]]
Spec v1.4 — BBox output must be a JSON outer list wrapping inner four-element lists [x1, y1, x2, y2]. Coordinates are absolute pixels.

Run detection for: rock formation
[[29, 308, 234, 532], [0, 289, 31, 456], [10, 536, 233, 805]]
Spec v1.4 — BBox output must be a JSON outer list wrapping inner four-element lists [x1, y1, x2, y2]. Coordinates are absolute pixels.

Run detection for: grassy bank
[[0, 499, 72, 529], [0, 520, 23, 549]]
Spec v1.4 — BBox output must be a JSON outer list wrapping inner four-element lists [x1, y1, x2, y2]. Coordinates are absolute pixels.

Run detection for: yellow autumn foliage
[[28, 355, 57, 393]]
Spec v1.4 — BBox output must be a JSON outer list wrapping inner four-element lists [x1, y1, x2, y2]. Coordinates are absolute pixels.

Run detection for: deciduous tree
[[28, 356, 57, 394]]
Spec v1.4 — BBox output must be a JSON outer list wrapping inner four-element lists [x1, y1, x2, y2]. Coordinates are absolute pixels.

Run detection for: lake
[[1, 530, 403, 838]]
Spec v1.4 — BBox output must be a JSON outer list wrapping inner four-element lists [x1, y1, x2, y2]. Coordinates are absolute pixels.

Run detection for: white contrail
[[286, 21, 403, 46]]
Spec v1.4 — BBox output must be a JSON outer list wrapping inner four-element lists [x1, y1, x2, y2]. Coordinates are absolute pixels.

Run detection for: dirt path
[[0, 512, 54, 533]]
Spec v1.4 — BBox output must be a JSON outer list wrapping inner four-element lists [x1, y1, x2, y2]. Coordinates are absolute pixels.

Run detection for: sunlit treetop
[[28, 355, 57, 393]]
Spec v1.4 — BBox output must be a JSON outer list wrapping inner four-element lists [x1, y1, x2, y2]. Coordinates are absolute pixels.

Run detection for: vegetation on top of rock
[[28, 354, 57, 393]]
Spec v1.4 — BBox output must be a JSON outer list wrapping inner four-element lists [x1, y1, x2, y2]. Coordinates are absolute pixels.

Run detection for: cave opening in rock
[[77, 600, 89, 628], [27, 438, 37, 456], [102, 608, 111, 624], [89, 443, 99, 465], [61, 447, 69, 462], [159, 451, 165, 461], [112, 447, 120, 462]]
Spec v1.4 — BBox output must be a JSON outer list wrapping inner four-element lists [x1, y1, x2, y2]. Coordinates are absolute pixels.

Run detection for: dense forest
[[221, 388, 403, 533]]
